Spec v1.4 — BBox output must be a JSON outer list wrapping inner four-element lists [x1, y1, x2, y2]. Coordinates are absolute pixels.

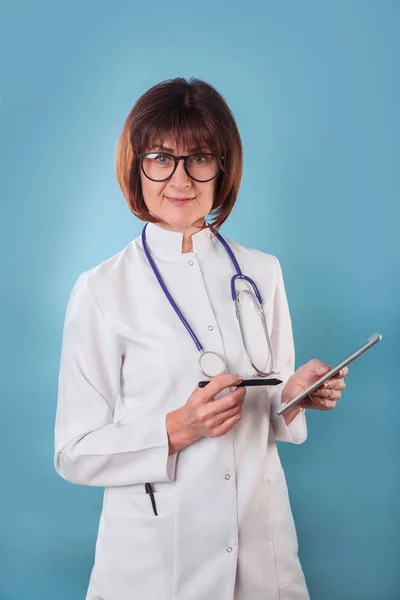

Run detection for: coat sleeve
[[54, 273, 178, 487], [268, 257, 308, 444]]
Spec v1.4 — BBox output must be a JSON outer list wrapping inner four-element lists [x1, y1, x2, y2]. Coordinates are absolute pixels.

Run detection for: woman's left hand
[[281, 359, 349, 414]]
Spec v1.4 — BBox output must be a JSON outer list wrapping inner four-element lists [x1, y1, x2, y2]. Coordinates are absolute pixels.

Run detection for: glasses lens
[[186, 153, 219, 181], [142, 153, 175, 181], [141, 152, 219, 182]]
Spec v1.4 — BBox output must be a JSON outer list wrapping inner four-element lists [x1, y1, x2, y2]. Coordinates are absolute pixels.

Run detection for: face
[[139, 137, 218, 234]]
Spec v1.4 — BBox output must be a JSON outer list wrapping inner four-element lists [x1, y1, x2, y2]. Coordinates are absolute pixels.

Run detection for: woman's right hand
[[166, 373, 245, 454]]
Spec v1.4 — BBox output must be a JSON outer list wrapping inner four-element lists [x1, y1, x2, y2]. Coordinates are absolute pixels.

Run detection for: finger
[[317, 370, 348, 390], [199, 373, 243, 401], [310, 389, 342, 402], [320, 379, 335, 390], [205, 405, 241, 430], [316, 399, 337, 410], [307, 359, 331, 377], [310, 387, 333, 399], [321, 379, 346, 391], [209, 413, 242, 438], [333, 367, 349, 379], [210, 386, 246, 416]]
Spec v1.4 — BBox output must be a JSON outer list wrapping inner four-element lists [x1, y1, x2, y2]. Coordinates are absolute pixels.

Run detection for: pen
[[145, 483, 158, 516], [198, 378, 283, 388]]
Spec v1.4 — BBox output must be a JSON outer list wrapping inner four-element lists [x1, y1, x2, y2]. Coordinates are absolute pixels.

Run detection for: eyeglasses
[[139, 152, 224, 183]]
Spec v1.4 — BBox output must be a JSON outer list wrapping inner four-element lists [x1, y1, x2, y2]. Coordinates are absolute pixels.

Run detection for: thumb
[[309, 360, 331, 376]]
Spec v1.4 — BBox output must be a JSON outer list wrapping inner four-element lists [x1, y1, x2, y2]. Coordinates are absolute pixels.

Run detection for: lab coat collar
[[143, 222, 213, 261]]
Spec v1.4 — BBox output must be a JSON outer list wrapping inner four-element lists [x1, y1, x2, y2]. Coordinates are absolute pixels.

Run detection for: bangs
[[134, 109, 223, 157]]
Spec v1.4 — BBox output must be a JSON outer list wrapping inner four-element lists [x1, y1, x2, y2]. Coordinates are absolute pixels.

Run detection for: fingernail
[[235, 374, 244, 383]]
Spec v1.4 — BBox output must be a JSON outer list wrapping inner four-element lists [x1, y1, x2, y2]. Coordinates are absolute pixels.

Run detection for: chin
[[160, 211, 206, 230]]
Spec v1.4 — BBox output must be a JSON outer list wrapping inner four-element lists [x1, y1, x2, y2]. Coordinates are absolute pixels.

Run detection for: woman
[[54, 78, 348, 600]]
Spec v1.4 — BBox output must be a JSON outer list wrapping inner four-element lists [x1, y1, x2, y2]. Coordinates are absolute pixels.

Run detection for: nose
[[169, 159, 191, 189]]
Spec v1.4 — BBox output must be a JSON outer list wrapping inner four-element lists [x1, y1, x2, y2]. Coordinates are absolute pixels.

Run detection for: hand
[[166, 373, 246, 454], [281, 359, 348, 422]]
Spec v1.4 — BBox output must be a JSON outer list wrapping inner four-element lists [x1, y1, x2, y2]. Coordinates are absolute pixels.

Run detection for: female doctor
[[54, 78, 348, 600]]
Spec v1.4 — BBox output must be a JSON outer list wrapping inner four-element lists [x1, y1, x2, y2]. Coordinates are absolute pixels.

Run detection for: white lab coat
[[54, 223, 310, 600]]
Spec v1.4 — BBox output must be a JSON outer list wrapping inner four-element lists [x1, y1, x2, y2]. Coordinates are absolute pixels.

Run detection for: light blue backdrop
[[1, 1, 398, 599]]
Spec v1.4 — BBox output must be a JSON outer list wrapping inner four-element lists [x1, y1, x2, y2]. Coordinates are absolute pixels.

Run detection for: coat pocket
[[92, 490, 175, 600], [268, 468, 304, 592]]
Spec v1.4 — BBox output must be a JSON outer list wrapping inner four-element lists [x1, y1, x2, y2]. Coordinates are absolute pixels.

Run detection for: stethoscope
[[141, 223, 277, 379]]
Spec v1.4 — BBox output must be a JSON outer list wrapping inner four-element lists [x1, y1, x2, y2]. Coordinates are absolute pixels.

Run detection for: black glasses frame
[[139, 152, 224, 183]]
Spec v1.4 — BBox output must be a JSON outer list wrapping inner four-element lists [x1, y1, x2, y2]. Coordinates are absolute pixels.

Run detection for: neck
[[181, 234, 193, 254], [156, 220, 206, 254]]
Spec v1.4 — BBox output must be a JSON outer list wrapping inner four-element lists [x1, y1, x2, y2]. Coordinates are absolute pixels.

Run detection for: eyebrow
[[151, 145, 207, 154]]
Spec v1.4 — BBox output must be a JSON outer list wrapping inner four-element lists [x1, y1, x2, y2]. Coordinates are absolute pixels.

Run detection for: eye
[[145, 153, 173, 166], [156, 153, 170, 164], [189, 153, 211, 165]]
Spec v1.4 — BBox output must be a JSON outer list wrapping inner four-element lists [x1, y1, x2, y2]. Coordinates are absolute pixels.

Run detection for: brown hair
[[116, 77, 243, 230]]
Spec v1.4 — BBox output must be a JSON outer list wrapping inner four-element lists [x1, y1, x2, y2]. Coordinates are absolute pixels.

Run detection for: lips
[[165, 196, 195, 204]]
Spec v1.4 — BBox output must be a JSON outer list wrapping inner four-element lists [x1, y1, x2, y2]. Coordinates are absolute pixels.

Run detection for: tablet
[[275, 333, 382, 416]]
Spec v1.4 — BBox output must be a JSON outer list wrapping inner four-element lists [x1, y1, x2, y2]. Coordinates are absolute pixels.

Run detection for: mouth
[[165, 196, 195, 205]]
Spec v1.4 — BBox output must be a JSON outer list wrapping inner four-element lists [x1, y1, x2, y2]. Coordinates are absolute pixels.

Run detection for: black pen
[[145, 483, 158, 516], [198, 378, 283, 388]]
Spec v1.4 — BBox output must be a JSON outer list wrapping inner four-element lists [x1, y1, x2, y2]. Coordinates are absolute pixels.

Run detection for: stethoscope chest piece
[[198, 351, 226, 378]]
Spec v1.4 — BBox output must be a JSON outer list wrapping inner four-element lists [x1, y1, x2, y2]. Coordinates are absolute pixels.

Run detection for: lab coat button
[[188, 260, 194, 266], [225, 474, 230, 480], [208, 325, 214, 331], [226, 547, 233, 553]]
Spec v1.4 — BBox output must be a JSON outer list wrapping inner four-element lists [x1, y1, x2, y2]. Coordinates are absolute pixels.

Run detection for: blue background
[[1, 1, 398, 598]]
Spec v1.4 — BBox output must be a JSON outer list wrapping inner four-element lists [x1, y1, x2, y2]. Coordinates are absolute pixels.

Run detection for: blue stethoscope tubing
[[141, 223, 277, 378]]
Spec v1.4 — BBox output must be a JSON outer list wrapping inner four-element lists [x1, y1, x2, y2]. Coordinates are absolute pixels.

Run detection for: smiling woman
[[138, 138, 220, 241], [115, 77, 242, 238], [54, 77, 348, 600]]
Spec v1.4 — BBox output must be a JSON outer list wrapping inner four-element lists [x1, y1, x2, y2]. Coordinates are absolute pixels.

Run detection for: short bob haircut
[[116, 77, 243, 230]]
